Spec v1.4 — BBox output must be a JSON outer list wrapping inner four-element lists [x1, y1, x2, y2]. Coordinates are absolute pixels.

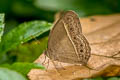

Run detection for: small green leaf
[[0, 21, 52, 57], [0, 67, 27, 80], [8, 37, 48, 63], [1, 62, 45, 76], [0, 14, 5, 42]]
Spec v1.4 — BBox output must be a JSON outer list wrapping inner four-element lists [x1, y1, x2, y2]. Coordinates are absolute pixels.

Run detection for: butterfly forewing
[[46, 18, 81, 64]]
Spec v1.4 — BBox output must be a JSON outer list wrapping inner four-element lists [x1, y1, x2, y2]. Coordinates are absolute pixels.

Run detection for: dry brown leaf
[[28, 14, 120, 80]]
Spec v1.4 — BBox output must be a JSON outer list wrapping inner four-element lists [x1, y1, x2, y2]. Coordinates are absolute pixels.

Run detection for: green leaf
[[34, 0, 113, 16], [1, 62, 45, 76], [0, 67, 27, 80], [7, 37, 48, 63], [0, 14, 5, 42], [0, 21, 52, 57], [0, 14, 4, 23]]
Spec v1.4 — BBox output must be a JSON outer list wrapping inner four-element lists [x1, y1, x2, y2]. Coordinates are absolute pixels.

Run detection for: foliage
[[7, 37, 48, 63], [0, 62, 45, 76], [0, 21, 51, 63], [0, 14, 49, 79], [0, 0, 120, 80], [0, 14, 4, 42], [0, 68, 27, 80]]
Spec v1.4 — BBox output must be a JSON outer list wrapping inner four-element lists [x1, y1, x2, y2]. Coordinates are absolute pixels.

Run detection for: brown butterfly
[[45, 10, 91, 65]]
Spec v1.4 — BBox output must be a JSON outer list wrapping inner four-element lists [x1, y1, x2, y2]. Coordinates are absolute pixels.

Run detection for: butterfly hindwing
[[62, 11, 91, 64], [46, 11, 91, 64]]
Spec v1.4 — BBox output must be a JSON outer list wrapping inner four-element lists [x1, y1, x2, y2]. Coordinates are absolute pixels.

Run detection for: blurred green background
[[0, 0, 120, 80], [1, 0, 120, 34]]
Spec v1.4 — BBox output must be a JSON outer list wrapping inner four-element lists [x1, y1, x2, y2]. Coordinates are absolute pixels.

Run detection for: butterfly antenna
[[51, 60, 65, 80], [30, 35, 49, 67]]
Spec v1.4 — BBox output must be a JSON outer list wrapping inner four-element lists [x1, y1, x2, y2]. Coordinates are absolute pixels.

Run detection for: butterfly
[[45, 10, 91, 65]]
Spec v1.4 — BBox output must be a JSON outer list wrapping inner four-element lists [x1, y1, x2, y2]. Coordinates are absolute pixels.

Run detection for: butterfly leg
[[41, 54, 47, 65], [51, 60, 61, 72], [30, 35, 49, 66], [46, 59, 50, 70], [50, 60, 64, 80], [41, 58, 50, 71], [59, 62, 66, 70]]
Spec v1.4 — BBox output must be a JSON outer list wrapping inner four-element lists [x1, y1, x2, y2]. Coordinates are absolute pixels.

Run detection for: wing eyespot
[[73, 36, 76, 39], [80, 44, 83, 47], [80, 50, 83, 52], [69, 27, 73, 30]]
